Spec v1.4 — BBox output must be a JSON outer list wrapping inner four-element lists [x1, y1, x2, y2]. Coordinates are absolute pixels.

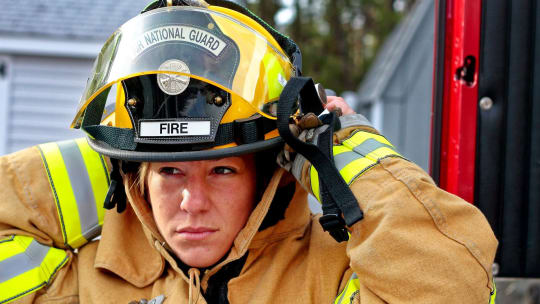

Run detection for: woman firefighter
[[0, 0, 497, 303]]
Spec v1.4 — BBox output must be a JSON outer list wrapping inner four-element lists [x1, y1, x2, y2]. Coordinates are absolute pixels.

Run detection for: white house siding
[[379, 8, 434, 172], [356, 0, 434, 171], [0, 56, 11, 154], [5, 55, 93, 154]]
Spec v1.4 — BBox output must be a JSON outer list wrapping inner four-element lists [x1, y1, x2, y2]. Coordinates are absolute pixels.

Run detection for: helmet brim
[[87, 136, 283, 162]]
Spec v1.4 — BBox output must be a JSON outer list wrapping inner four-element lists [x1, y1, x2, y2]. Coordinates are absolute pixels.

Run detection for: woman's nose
[[179, 182, 211, 214]]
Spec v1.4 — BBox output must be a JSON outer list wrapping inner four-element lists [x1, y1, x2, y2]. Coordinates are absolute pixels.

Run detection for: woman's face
[[146, 155, 257, 268]]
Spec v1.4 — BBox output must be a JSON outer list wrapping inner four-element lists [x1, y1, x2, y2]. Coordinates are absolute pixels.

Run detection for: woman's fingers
[[324, 96, 356, 115]]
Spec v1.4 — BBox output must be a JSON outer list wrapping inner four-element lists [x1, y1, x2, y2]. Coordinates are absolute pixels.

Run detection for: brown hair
[[137, 162, 150, 197]]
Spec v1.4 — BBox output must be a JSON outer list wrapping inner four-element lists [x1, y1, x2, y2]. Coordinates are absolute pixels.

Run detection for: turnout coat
[[0, 125, 497, 303]]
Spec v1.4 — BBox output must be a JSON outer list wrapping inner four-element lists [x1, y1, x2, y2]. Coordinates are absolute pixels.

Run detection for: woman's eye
[[159, 167, 181, 175], [213, 167, 235, 175]]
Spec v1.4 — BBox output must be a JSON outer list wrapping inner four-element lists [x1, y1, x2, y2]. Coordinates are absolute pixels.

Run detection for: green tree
[[246, 0, 282, 28], [246, 0, 415, 94]]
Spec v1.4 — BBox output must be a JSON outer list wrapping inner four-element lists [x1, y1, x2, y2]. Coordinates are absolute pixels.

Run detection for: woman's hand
[[276, 95, 355, 179], [325, 96, 356, 116]]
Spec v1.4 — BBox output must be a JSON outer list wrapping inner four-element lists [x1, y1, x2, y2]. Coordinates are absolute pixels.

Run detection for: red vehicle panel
[[434, 0, 482, 203]]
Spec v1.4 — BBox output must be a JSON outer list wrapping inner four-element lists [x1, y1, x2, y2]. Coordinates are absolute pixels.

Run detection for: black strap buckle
[[103, 159, 127, 213], [319, 214, 349, 242]]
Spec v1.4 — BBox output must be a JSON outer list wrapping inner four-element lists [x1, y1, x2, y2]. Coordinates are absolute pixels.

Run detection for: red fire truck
[[433, 0, 540, 300]]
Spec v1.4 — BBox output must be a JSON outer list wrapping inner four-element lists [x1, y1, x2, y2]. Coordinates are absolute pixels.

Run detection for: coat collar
[[94, 199, 164, 288]]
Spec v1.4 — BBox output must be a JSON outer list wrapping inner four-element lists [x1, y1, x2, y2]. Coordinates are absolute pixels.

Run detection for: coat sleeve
[[0, 145, 66, 247], [0, 139, 109, 303], [299, 125, 498, 303]]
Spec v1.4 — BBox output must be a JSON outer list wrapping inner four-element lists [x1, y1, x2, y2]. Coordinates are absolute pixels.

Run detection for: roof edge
[[0, 35, 101, 58]]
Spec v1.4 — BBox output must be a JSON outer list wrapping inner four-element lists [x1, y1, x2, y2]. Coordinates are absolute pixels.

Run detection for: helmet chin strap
[[276, 76, 364, 242]]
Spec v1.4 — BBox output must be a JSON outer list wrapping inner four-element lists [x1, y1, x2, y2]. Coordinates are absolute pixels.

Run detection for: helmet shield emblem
[[157, 59, 191, 95]]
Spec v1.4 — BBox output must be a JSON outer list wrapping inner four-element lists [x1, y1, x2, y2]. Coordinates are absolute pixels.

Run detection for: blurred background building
[[0, 0, 150, 153], [355, 0, 434, 170], [0, 0, 433, 172]]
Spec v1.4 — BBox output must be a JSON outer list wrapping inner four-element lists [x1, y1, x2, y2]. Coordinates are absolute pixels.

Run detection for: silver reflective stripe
[[334, 151, 362, 172], [0, 240, 49, 283], [352, 138, 395, 156], [57, 141, 100, 241]]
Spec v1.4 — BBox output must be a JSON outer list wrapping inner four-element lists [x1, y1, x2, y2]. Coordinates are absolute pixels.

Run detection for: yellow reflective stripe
[[333, 145, 352, 156], [334, 273, 360, 304], [75, 138, 108, 228], [38, 139, 109, 249], [310, 131, 401, 200], [0, 235, 28, 260], [337, 131, 401, 184], [364, 146, 402, 161], [38, 142, 84, 248], [339, 157, 377, 184], [341, 140, 400, 162], [262, 52, 286, 100], [490, 280, 497, 304], [0, 236, 68, 304], [343, 131, 393, 148], [310, 165, 321, 201], [40, 245, 69, 282]]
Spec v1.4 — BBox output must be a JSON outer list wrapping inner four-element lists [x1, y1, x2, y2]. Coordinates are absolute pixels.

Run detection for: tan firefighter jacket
[[0, 125, 498, 303]]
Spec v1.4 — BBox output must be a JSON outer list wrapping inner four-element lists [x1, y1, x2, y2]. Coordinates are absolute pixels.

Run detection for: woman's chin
[[181, 257, 218, 268], [174, 247, 225, 268]]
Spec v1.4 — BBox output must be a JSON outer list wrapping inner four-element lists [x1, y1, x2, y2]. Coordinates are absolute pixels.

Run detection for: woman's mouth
[[176, 227, 218, 241]]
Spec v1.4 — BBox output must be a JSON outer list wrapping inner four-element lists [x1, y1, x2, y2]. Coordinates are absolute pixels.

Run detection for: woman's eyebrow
[[209, 157, 242, 163]]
